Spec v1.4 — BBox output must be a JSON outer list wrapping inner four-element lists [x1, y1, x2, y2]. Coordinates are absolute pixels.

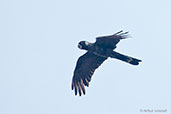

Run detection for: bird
[[71, 30, 141, 96]]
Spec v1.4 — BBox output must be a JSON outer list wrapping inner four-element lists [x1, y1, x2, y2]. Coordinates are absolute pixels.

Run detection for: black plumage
[[71, 31, 141, 96]]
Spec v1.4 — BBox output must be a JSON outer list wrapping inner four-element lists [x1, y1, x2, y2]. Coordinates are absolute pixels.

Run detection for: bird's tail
[[110, 51, 142, 65]]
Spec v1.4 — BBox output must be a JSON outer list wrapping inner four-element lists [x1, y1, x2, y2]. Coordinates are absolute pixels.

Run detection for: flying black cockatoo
[[71, 30, 141, 96]]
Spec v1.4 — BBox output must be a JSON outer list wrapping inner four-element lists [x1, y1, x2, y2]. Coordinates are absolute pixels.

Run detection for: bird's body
[[71, 31, 141, 96]]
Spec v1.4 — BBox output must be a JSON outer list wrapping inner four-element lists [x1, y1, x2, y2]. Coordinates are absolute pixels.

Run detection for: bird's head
[[78, 41, 91, 50]]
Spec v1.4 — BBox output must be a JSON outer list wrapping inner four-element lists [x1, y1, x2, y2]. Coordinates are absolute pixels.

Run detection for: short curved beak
[[78, 44, 82, 49]]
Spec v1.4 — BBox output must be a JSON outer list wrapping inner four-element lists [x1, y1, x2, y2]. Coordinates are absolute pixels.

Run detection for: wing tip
[[72, 79, 87, 96]]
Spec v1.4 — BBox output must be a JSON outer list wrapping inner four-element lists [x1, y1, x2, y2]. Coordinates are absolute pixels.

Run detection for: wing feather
[[71, 52, 107, 96], [95, 31, 129, 49]]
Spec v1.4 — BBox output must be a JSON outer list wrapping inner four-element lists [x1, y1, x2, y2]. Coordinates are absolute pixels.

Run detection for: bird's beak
[[78, 44, 82, 49]]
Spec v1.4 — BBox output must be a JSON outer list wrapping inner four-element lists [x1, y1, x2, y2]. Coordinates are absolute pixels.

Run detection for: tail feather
[[110, 51, 142, 65]]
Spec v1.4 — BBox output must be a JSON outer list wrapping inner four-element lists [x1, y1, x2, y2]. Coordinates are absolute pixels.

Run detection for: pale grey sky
[[0, 0, 170, 114]]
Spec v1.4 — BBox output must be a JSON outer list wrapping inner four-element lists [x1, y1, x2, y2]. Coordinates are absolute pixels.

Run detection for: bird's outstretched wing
[[71, 52, 107, 96], [95, 30, 129, 49]]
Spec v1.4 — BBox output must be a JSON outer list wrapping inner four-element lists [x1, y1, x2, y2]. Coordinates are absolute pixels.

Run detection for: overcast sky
[[0, 0, 170, 114]]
